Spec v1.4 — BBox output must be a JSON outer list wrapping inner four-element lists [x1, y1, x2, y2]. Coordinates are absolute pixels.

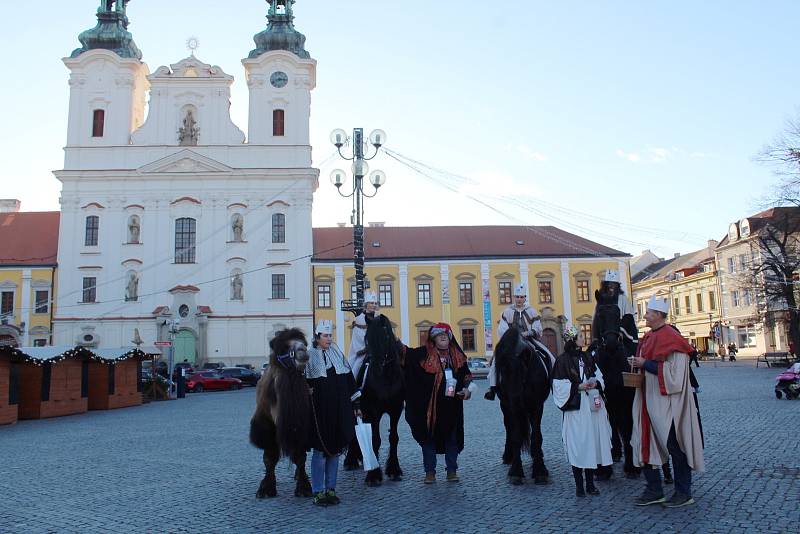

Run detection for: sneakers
[[446, 470, 460, 482], [312, 491, 328, 507], [325, 489, 340, 505], [635, 490, 666, 506], [663, 492, 695, 508], [424, 472, 436, 484]]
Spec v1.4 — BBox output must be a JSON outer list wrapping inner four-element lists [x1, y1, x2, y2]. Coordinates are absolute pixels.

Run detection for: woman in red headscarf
[[403, 323, 473, 484]]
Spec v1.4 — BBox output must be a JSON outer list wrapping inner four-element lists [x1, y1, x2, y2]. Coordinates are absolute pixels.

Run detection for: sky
[[2, 0, 799, 260]]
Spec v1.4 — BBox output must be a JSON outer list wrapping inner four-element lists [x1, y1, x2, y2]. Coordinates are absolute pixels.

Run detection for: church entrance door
[[174, 330, 196, 365]]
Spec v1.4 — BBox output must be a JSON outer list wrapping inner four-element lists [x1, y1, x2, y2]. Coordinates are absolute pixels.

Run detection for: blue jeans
[[310, 449, 339, 493], [643, 424, 692, 496], [421, 431, 459, 473]]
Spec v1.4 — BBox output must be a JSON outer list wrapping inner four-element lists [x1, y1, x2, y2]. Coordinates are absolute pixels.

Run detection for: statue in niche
[[128, 215, 140, 244], [125, 272, 139, 302], [178, 109, 199, 146], [231, 273, 243, 300], [232, 214, 244, 242]]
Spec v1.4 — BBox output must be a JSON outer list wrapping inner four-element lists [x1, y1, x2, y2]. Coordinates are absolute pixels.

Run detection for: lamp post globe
[[330, 128, 347, 148]]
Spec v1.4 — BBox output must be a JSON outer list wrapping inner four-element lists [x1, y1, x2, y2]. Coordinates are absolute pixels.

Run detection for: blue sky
[[2, 1, 799, 259]]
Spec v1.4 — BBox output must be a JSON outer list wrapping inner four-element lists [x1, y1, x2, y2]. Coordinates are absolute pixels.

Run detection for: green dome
[[70, 1, 142, 60], [249, 0, 310, 60]]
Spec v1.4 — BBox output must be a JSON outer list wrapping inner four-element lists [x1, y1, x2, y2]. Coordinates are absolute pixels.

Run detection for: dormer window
[[92, 109, 105, 137]]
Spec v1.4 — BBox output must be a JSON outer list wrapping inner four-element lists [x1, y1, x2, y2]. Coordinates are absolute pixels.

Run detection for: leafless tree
[[757, 115, 800, 207]]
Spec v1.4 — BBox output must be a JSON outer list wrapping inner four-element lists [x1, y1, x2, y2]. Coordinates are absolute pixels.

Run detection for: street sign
[[154, 341, 172, 347]]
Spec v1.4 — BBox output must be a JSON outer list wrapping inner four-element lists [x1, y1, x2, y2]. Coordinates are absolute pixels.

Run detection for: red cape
[[637, 324, 694, 362]]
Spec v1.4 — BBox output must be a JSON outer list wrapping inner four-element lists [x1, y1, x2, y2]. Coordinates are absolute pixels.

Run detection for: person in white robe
[[552, 324, 613, 497], [347, 291, 381, 380]]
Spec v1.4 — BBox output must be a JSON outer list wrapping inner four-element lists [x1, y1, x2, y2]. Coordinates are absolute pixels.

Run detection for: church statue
[[232, 214, 244, 242], [128, 215, 140, 244], [232, 273, 243, 300], [178, 109, 200, 146], [126, 272, 139, 302]]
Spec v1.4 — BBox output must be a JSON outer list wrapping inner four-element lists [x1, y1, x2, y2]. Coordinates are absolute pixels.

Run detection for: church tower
[[242, 0, 316, 146], [63, 1, 149, 148]]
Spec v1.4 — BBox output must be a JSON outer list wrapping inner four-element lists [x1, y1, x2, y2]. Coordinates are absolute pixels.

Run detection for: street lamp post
[[330, 127, 387, 314], [167, 318, 181, 399]]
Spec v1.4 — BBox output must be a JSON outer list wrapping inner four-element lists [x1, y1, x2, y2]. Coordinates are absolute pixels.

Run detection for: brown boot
[[446, 470, 460, 482], [424, 472, 435, 484]]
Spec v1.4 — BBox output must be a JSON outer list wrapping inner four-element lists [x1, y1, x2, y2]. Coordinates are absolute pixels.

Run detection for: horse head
[[269, 327, 309, 372]]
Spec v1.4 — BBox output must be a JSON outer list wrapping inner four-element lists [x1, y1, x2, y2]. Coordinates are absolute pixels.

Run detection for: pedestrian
[[305, 320, 360, 507], [689, 341, 700, 368], [403, 323, 473, 483], [727, 342, 738, 362], [552, 324, 613, 497], [631, 295, 705, 508]]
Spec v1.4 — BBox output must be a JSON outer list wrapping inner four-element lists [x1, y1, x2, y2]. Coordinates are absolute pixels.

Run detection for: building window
[[673, 297, 680, 315], [742, 289, 752, 306], [538, 280, 553, 304], [637, 302, 644, 320], [271, 274, 286, 299], [92, 109, 105, 137], [273, 109, 285, 136], [1, 291, 13, 315], [317, 285, 331, 308], [731, 290, 740, 307], [34, 290, 49, 314], [379, 284, 393, 307], [579, 324, 592, 346], [684, 295, 692, 314], [82, 277, 97, 303], [727, 257, 735, 274], [576, 280, 590, 302], [459, 282, 473, 306], [737, 325, 757, 348], [739, 254, 748, 270], [709, 291, 716, 310], [498, 281, 512, 305], [417, 283, 432, 307], [272, 213, 286, 244], [84, 215, 99, 246], [175, 217, 196, 264], [461, 328, 476, 352], [33, 338, 47, 347], [696, 293, 704, 312]]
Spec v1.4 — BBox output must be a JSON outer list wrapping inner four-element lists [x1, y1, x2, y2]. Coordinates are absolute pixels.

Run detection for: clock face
[[179, 304, 190, 318], [270, 71, 288, 88]]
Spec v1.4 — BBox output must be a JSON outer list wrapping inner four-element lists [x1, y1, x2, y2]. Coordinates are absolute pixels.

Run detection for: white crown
[[647, 294, 669, 314], [604, 269, 621, 283], [315, 320, 333, 335], [513, 284, 527, 297]]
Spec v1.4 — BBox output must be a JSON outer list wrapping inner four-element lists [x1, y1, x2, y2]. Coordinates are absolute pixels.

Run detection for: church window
[[84, 216, 99, 246], [92, 109, 105, 137], [272, 213, 286, 243], [272, 274, 286, 299], [273, 109, 285, 136], [82, 277, 97, 303], [175, 217, 197, 264]]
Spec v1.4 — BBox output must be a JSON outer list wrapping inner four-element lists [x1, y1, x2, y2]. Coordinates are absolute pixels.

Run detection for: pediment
[[138, 150, 233, 174]]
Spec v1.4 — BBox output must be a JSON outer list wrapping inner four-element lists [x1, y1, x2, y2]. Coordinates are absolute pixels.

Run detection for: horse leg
[[529, 397, 549, 484], [499, 394, 513, 464], [292, 450, 312, 497], [256, 447, 279, 498], [385, 403, 403, 481], [364, 411, 384, 487], [343, 435, 362, 471], [506, 409, 525, 484]]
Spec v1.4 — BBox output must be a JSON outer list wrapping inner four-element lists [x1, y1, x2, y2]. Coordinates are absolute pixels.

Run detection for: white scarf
[[305, 343, 352, 379]]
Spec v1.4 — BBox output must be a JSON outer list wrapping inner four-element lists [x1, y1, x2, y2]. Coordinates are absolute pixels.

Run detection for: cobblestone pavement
[[1, 361, 798, 533]]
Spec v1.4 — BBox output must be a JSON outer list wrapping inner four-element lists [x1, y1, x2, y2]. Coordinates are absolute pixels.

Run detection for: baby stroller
[[774, 362, 800, 400]]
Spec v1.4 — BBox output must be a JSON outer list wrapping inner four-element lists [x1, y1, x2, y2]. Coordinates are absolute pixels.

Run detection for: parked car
[[186, 371, 242, 393], [468, 358, 490, 379], [218, 366, 261, 387], [235, 363, 255, 370], [261, 362, 269, 376], [202, 362, 225, 370]]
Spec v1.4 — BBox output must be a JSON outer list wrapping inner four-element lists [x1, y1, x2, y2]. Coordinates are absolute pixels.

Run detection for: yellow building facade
[[312, 226, 630, 357]]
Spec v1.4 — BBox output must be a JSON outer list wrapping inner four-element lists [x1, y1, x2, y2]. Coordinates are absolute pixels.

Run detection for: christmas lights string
[[0, 345, 147, 366]]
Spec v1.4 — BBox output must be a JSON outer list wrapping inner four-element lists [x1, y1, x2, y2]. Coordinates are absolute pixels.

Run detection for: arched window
[[85, 215, 99, 246], [272, 213, 286, 243], [175, 217, 196, 264], [92, 109, 105, 137]]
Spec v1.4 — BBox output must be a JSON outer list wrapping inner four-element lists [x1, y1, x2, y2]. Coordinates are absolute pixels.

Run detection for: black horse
[[591, 290, 639, 478], [342, 316, 405, 486], [493, 326, 553, 485]]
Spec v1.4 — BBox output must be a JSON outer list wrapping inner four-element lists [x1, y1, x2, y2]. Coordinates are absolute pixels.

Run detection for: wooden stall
[[87, 349, 147, 411], [16, 347, 89, 420], [0, 348, 19, 425]]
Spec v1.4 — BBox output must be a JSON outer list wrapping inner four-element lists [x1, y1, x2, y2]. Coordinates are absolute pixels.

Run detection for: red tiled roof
[[312, 225, 627, 261], [0, 211, 60, 266]]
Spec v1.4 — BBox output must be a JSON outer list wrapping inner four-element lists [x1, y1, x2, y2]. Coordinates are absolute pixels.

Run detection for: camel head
[[269, 327, 309, 372]]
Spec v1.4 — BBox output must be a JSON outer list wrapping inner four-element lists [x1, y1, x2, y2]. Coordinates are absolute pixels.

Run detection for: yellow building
[[0, 205, 60, 347], [631, 240, 722, 354], [312, 225, 630, 357]]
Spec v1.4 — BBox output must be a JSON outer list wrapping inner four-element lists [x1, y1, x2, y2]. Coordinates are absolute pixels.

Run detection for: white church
[[53, 0, 318, 368]]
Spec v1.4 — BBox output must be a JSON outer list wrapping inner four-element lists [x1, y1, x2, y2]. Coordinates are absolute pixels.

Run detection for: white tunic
[[346, 313, 369, 379], [552, 361, 614, 469]]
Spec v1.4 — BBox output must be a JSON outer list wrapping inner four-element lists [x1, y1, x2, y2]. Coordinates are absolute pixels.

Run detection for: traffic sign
[[154, 341, 172, 347]]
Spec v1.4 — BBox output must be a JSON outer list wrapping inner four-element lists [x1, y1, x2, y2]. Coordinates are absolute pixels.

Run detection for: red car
[[186, 371, 242, 393]]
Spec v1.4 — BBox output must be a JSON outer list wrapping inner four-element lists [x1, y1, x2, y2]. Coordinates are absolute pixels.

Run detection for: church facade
[[52, 1, 318, 367]]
